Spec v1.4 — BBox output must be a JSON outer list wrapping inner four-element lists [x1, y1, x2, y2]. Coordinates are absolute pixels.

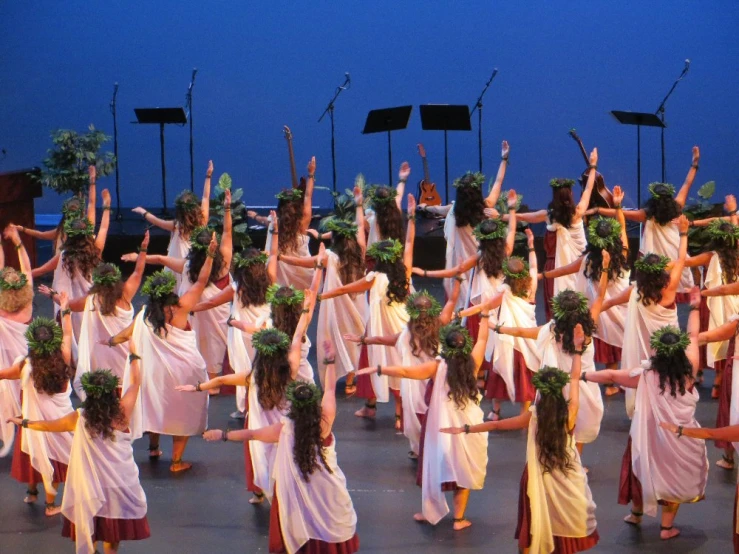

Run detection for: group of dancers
[[2, 141, 739, 553]]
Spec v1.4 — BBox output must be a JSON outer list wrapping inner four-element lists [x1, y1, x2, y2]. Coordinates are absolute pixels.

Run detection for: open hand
[[399, 162, 411, 182], [507, 189, 518, 210], [206, 160, 214, 178], [306, 228, 319, 240], [589, 148, 598, 168], [59, 291, 69, 311], [224, 189, 231, 209], [343, 334, 362, 343], [354, 185, 363, 206], [689, 285, 701, 309], [307, 156, 316, 176], [677, 214, 690, 234], [440, 426, 464, 435], [525, 228, 534, 248], [37, 284, 54, 298], [176, 384, 197, 393], [573, 323, 585, 350], [613, 185, 625, 206], [484, 207, 500, 219], [247, 210, 258, 219], [270, 210, 278, 233], [501, 140, 510, 159], [140, 230, 150, 251], [692, 146, 700, 166], [132, 207, 146, 216], [88, 165, 97, 182], [120, 253, 138, 262], [411, 267, 426, 276], [6, 417, 22, 427], [407, 193, 416, 215], [601, 249, 611, 268], [725, 195, 737, 214], [202, 429, 223, 442], [101, 189, 111, 206], [208, 233, 218, 255], [322, 339, 335, 360], [3, 224, 21, 245], [659, 421, 679, 434]]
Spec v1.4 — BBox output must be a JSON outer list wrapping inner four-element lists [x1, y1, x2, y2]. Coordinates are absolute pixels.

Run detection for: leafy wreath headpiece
[[324, 218, 358, 240], [503, 256, 530, 281], [266, 284, 305, 307], [551, 289, 590, 321], [650, 325, 690, 358], [532, 366, 570, 397], [648, 182, 676, 199], [453, 172, 485, 190], [634, 253, 670, 274], [141, 270, 177, 299], [174, 190, 200, 211], [549, 178, 576, 189], [587, 217, 622, 250], [188, 225, 216, 252], [405, 290, 442, 320], [252, 327, 291, 357], [365, 185, 397, 208], [81, 369, 120, 399], [366, 239, 403, 264], [64, 217, 95, 238], [61, 197, 84, 216], [275, 188, 303, 202], [26, 317, 63, 356], [439, 323, 473, 359], [0, 267, 28, 291], [92, 263, 122, 287], [706, 219, 739, 247], [473, 218, 507, 241], [286, 380, 321, 409], [232, 250, 268, 269]]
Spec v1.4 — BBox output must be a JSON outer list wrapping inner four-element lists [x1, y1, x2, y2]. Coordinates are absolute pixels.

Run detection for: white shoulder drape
[[640, 218, 694, 292], [0, 317, 27, 456], [443, 205, 478, 309], [547, 219, 586, 295]]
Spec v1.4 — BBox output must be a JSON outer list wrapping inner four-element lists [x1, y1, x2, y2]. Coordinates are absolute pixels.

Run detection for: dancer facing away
[[204, 340, 359, 554], [419, 141, 509, 308], [279, 186, 367, 388], [584, 287, 706, 541], [108, 234, 218, 472], [344, 279, 462, 458], [443, 323, 599, 554], [17, 164, 97, 255], [364, 162, 411, 246], [2, 297, 75, 516], [132, 160, 213, 290], [542, 185, 631, 395], [179, 265, 323, 505], [594, 146, 700, 300], [9, 350, 149, 554], [123, 189, 233, 392], [511, 148, 599, 299], [40, 232, 149, 399], [355, 316, 491, 531], [319, 195, 416, 427], [0, 225, 35, 457], [600, 214, 690, 416], [458, 228, 539, 419]]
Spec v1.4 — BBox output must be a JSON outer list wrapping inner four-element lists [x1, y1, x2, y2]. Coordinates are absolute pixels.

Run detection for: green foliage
[[208, 172, 251, 253], [683, 181, 722, 256], [33, 125, 116, 196]]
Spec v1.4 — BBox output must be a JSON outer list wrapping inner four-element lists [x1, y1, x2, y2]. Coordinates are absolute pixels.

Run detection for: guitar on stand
[[283, 125, 304, 191], [568, 128, 613, 209], [416, 143, 442, 208]]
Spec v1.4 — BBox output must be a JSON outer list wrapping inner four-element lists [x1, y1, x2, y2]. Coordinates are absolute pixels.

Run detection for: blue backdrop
[[1, 1, 737, 214]]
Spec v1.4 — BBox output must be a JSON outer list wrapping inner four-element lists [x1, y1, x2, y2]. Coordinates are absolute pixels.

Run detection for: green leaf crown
[[174, 190, 200, 210], [252, 327, 291, 357], [365, 185, 397, 208], [495, 190, 523, 213], [634, 253, 670, 275], [453, 172, 485, 189], [141, 270, 177, 299], [64, 217, 95, 238], [232, 250, 268, 269], [648, 182, 676, 199], [439, 323, 473, 358], [532, 366, 570, 397], [405, 290, 442, 320], [587, 217, 622, 250], [61, 197, 84, 216], [81, 369, 120, 399], [275, 188, 303, 202], [706, 219, 739, 247], [551, 289, 590, 321], [0, 268, 28, 291], [26, 317, 63, 356], [366, 239, 403, 264], [503, 256, 530, 281], [473, 218, 507, 241], [286, 380, 321, 410], [188, 225, 216, 252], [92, 263, 122, 287], [650, 325, 690, 357], [266, 284, 305, 307], [549, 178, 576, 189], [324, 218, 358, 240]]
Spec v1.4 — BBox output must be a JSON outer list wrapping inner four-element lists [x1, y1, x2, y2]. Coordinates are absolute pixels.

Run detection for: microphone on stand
[[110, 82, 119, 111], [341, 72, 351, 89], [189, 68, 198, 91], [683, 59, 691, 74]]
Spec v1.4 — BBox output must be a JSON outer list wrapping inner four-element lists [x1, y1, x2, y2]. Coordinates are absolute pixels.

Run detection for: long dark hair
[[635, 258, 669, 306], [270, 287, 303, 339], [331, 232, 366, 293], [89, 264, 125, 316], [552, 295, 597, 355], [453, 182, 485, 228], [478, 241, 506, 281], [710, 226, 739, 285], [644, 195, 681, 226], [234, 248, 270, 308], [372, 187, 404, 242], [374, 256, 409, 304], [441, 328, 478, 409], [81, 377, 125, 442], [547, 186, 576, 228], [583, 239, 628, 283], [29, 350, 73, 396], [408, 302, 440, 360], [186, 229, 224, 285], [650, 349, 693, 397], [174, 191, 204, 237], [534, 369, 574, 474], [287, 383, 332, 482], [144, 293, 180, 337], [62, 234, 101, 281], [277, 195, 304, 254], [253, 351, 292, 411]]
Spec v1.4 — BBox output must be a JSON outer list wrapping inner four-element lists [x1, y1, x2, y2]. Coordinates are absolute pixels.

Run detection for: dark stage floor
[[0, 280, 735, 553]]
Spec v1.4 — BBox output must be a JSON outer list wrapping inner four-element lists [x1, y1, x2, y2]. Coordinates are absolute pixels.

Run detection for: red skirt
[[543, 230, 557, 322], [716, 344, 736, 450], [593, 337, 622, 365], [355, 345, 375, 400], [485, 349, 535, 402], [516, 464, 599, 553], [10, 428, 68, 484], [62, 515, 150, 543], [699, 295, 710, 370], [268, 485, 359, 554]]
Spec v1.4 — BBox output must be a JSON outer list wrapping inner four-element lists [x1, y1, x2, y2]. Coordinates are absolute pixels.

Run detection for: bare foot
[[660, 526, 681, 540], [45, 504, 62, 517], [453, 519, 472, 531], [248, 493, 265, 505], [408, 451, 418, 460], [716, 457, 734, 470], [395, 416, 403, 433], [170, 461, 193, 473], [24, 490, 38, 504], [605, 386, 621, 396], [345, 385, 356, 398], [354, 406, 376, 419], [413, 513, 427, 523], [148, 449, 162, 460], [623, 512, 642, 525], [486, 410, 500, 422]]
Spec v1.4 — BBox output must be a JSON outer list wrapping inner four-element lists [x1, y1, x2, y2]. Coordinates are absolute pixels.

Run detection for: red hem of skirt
[[242, 396, 262, 494], [593, 337, 622, 365], [485, 350, 535, 402], [516, 464, 599, 552], [62, 515, 150, 542], [10, 431, 68, 484], [716, 346, 735, 450], [355, 345, 375, 400]]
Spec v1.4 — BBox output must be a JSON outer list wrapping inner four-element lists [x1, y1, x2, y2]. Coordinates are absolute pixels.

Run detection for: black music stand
[[362, 106, 413, 186], [420, 105, 471, 203], [611, 110, 665, 208], [134, 107, 188, 214]]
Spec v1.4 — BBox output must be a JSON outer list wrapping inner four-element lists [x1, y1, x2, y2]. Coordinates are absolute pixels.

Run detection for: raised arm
[[404, 194, 416, 278], [612, 185, 629, 250], [396, 162, 410, 210], [471, 310, 491, 371], [589, 250, 610, 322], [120, 338, 142, 421], [525, 229, 538, 300], [59, 292, 73, 366], [123, 231, 149, 303], [177, 234, 216, 313], [320, 341, 338, 437], [4, 225, 33, 289], [674, 146, 700, 208], [219, 189, 233, 270], [32, 252, 60, 279], [86, 165, 97, 225], [201, 160, 213, 223], [94, 189, 112, 252], [440, 277, 463, 324], [504, 190, 517, 256], [300, 157, 316, 232], [267, 209, 279, 283], [568, 324, 585, 429], [354, 186, 367, 254], [289, 286, 320, 380], [686, 286, 701, 376], [484, 141, 510, 208], [573, 148, 598, 221]]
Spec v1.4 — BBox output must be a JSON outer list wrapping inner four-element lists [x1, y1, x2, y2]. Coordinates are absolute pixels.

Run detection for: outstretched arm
[[484, 141, 509, 208], [540, 256, 584, 280], [510, 210, 548, 224], [496, 324, 543, 340], [176, 372, 247, 392], [573, 149, 598, 221], [674, 146, 700, 208], [94, 189, 112, 252], [32, 253, 60, 279], [300, 157, 316, 232], [219, 189, 233, 270], [123, 231, 149, 303], [8, 411, 78, 433], [442, 411, 532, 434], [0, 358, 24, 381], [582, 368, 640, 389], [86, 165, 97, 226], [320, 274, 372, 300], [396, 162, 410, 210], [504, 189, 517, 256], [192, 286, 234, 313], [699, 318, 739, 344], [589, 250, 611, 322], [203, 422, 283, 444], [178, 235, 217, 313], [601, 285, 633, 312], [354, 186, 367, 254], [133, 207, 175, 231], [595, 207, 646, 222], [660, 423, 739, 442], [355, 360, 438, 381], [121, 253, 186, 274]]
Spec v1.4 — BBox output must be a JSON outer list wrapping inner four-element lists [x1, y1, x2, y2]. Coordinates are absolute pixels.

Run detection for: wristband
[[323, 358, 336, 365], [61, 308, 72, 317], [501, 156, 509, 162], [691, 164, 699, 170], [14, 243, 22, 250], [103, 206, 113, 211], [407, 213, 416, 221], [270, 230, 278, 235], [464, 424, 470, 434], [588, 164, 597, 170], [614, 204, 622, 209], [580, 372, 588, 382], [142, 211, 149, 220], [301, 308, 310, 314], [454, 274, 465, 283], [222, 429, 229, 442], [679, 232, 688, 237], [573, 347, 587, 356], [206, 251, 217, 259], [493, 324, 502, 333], [528, 247, 535, 252], [360, 336, 366, 345], [196, 382, 202, 392], [677, 425, 684, 438], [423, 269, 428, 278], [308, 174, 315, 179], [729, 209, 739, 216], [206, 174, 213, 179], [376, 364, 382, 376], [399, 178, 407, 184], [480, 312, 490, 319], [128, 353, 141, 363], [689, 306, 700, 312], [138, 248, 148, 253], [22, 419, 29, 429]]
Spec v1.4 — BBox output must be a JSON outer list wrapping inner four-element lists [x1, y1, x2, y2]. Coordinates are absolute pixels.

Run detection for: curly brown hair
[[453, 183, 486, 228], [270, 288, 303, 340], [186, 229, 224, 285], [81, 375, 125, 441], [644, 195, 681, 226], [504, 257, 532, 298], [583, 237, 629, 283], [331, 233, 366, 296], [547, 186, 575, 228], [233, 248, 270, 308], [253, 351, 292, 411], [88, 264, 125, 316], [29, 350, 74, 396], [534, 371, 574, 474], [373, 255, 409, 305], [710, 225, 739, 285], [478, 226, 507, 280], [0, 269, 33, 313], [174, 191, 204, 238], [62, 235, 101, 282], [408, 298, 440, 359], [635, 255, 670, 306], [372, 187, 404, 242], [552, 311, 597, 355], [277, 195, 304, 254], [288, 390, 332, 482], [442, 330, 479, 409]]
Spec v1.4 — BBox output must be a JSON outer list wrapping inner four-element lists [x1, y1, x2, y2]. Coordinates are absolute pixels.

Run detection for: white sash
[[266, 218, 314, 290], [166, 223, 190, 291], [397, 328, 432, 454], [547, 220, 586, 295], [61, 411, 147, 554], [443, 205, 477, 309], [52, 253, 92, 340], [705, 253, 739, 366], [421, 359, 488, 525], [640, 218, 694, 292], [0, 317, 27, 456], [270, 418, 357, 553]]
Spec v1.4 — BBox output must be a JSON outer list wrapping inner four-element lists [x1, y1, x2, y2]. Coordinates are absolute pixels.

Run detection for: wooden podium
[[0, 169, 42, 268]]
